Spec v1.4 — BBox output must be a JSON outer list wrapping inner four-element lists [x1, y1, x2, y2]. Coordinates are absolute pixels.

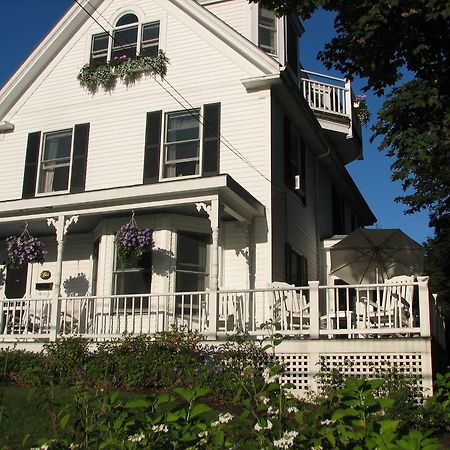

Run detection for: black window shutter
[[284, 117, 293, 188], [202, 103, 220, 177], [285, 243, 293, 284], [143, 111, 162, 184], [300, 137, 307, 206], [286, 20, 298, 72], [22, 132, 41, 199], [70, 123, 90, 193]]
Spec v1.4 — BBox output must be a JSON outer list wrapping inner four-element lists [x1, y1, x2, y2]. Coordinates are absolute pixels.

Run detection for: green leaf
[[332, 408, 360, 420], [126, 398, 150, 408], [60, 413, 71, 429], [175, 387, 193, 402], [189, 403, 212, 419]]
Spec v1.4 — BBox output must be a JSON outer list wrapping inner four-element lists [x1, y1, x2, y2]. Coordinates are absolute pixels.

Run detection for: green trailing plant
[[77, 50, 169, 94], [354, 94, 370, 126]]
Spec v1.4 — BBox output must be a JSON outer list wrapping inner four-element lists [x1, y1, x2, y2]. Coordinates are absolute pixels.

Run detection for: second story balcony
[[300, 70, 363, 164]]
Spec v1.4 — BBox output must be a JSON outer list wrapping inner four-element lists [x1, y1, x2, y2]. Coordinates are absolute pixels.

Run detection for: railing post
[[344, 78, 353, 138], [418, 276, 431, 338], [308, 281, 320, 339]]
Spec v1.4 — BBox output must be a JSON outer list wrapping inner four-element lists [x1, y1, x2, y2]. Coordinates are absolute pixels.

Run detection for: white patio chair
[[271, 282, 310, 330], [356, 275, 415, 330]]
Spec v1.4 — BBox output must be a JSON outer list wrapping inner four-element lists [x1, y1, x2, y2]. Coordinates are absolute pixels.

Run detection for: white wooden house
[[0, 0, 445, 395]]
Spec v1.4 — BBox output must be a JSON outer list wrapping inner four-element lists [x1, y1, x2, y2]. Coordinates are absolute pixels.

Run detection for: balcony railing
[[0, 278, 444, 348], [300, 69, 352, 120]]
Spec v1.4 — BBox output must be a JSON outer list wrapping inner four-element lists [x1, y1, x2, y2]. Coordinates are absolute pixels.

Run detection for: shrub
[[43, 337, 90, 383]]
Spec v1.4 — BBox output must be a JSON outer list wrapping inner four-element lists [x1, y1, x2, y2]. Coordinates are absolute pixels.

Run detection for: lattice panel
[[319, 353, 423, 387], [276, 354, 310, 391]]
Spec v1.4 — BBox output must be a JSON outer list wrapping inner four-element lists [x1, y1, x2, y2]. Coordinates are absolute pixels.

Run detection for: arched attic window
[[116, 13, 138, 26], [89, 13, 160, 65], [112, 14, 139, 59]]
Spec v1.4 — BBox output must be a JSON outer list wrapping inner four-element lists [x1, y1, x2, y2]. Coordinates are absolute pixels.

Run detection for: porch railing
[[300, 69, 352, 119], [0, 277, 444, 347]]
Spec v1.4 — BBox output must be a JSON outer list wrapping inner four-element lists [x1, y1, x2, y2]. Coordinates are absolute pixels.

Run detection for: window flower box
[[77, 51, 169, 94]]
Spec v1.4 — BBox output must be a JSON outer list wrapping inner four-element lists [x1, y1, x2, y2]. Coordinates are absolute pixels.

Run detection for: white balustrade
[[301, 70, 351, 118], [0, 278, 444, 347]]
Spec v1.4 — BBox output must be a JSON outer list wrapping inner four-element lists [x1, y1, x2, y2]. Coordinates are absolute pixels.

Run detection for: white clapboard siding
[[202, 0, 248, 36], [0, 0, 273, 207]]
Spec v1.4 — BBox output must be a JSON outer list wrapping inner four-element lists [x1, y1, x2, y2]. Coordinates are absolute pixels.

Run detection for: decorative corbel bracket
[[47, 215, 79, 241]]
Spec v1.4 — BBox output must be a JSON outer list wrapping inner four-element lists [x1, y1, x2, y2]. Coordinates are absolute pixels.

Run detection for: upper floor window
[[143, 104, 220, 185], [163, 110, 201, 179], [38, 129, 73, 194], [90, 13, 160, 65], [258, 7, 277, 56]]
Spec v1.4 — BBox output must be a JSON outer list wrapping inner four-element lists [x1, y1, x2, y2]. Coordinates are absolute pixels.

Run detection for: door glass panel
[[5, 265, 28, 299]]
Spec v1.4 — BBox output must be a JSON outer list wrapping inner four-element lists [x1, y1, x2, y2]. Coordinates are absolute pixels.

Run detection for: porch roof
[[0, 174, 265, 237]]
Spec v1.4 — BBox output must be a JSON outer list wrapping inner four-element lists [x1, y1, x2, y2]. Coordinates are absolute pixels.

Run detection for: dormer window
[[258, 7, 278, 56], [89, 13, 160, 65]]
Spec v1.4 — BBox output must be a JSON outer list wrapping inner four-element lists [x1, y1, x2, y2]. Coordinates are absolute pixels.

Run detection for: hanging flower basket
[[5, 224, 47, 269], [115, 213, 154, 268], [354, 94, 370, 126]]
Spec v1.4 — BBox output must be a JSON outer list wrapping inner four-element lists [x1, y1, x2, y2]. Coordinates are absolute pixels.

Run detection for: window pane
[[166, 142, 199, 161], [164, 161, 198, 178], [141, 22, 159, 57], [38, 130, 72, 193], [112, 26, 138, 59], [167, 112, 199, 142], [258, 7, 277, 55], [114, 271, 151, 295], [116, 14, 138, 27], [43, 131, 72, 160], [91, 33, 109, 64], [163, 110, 200, 179], [177, 233, 208, 271]]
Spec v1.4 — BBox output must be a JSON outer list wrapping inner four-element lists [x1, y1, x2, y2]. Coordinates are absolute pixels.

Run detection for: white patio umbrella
[[329, 228, 424, 284]]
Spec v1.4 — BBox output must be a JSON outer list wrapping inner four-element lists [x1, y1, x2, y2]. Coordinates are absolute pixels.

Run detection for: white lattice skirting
[[274, 338, 433, 396]]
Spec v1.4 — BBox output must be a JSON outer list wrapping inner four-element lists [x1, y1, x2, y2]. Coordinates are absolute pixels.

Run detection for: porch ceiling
[[0, 175, 265, 238]]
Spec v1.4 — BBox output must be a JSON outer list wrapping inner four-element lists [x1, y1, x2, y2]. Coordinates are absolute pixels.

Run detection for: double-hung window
[[258, 7, 278, 56], [162, 110, 201, 179], [89, 13, 160, 64], [38, 130, 73, 194]]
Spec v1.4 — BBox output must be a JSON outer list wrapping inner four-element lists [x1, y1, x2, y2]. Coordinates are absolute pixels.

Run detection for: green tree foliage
[[250, 0, 450, 314]]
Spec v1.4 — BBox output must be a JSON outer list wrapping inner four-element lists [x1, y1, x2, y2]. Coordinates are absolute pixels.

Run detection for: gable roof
[[0, 0, 280, 120]]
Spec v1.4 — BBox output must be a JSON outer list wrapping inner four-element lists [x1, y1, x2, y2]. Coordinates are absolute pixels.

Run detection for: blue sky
[[0, 1, 432, 244]]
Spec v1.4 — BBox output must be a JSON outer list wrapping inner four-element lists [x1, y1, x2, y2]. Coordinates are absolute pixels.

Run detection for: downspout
[[315, 147, 331, 285]]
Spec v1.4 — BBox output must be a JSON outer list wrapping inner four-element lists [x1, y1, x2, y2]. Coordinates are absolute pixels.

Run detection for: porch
[[1, 277, 444, 394]]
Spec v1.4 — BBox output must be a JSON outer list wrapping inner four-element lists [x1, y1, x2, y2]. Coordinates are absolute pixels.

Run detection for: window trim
[[89, 13, 161, 64], [159, 108, 204, 182], [175, 231, 210, 293], [254, 5, 285, 61], [35, 128, 74, 196]]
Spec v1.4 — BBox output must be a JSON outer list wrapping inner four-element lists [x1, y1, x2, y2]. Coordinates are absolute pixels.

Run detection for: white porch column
[[417, 276, 431, 338], [47, 215, 79, 341], [196, 199, 219, 339], [308, 281, 320, 339]]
